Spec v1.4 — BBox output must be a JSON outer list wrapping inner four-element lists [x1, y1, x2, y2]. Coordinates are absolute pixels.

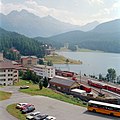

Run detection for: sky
[[0, 0, 120, 25]]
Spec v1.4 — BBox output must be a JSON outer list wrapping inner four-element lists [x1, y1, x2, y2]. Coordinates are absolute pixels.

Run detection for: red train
[[80, 84, 91, 93], [88, 80, 120, 94], [55, 70, 74, 77], [88, 80, 103, 88]]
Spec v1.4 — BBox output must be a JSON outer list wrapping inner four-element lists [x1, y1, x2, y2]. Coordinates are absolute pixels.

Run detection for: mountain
[[92, 19, 120, 33], [0, 27, 45, 57], [0, 9, 99, 37], [80, 21, 99, 31], [0, 10, 81, 37], [35, 19, 120, 53]]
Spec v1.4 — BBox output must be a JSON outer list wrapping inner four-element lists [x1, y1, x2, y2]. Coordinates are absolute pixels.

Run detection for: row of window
[[0, 69, 13, 72], [0, 78, 13, 81], [0, 74, 13, 76], [0, 74, 6, 77]]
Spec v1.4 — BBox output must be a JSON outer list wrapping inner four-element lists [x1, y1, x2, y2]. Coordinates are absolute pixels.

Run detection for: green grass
[[15, 79, 86, 106], [6, 104, 26, 120], [20, 84, 86, 107], [0, 91, 12, 101], [7, 80, 86, 120], [14, 79, 33, 86], [45, 54, 82, 64]]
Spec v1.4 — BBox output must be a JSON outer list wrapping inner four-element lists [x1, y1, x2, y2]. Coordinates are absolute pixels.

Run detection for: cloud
[[0, 0, 119, 25], [88, 0, 104, 5]]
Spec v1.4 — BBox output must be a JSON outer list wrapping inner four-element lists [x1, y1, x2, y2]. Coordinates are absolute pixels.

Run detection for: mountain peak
[[7, 9, 36, 17], [92, 19, 120, 33]]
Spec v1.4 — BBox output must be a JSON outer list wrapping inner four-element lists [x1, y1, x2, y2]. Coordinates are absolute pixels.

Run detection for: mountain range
[[0, 9, 99, 37], [0, 9, 120, 53], [35, 19, 120, 53]]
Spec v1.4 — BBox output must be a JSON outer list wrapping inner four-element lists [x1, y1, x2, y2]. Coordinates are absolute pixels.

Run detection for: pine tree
[[39, 80, 43, 90], [43, 77, 48, 88]]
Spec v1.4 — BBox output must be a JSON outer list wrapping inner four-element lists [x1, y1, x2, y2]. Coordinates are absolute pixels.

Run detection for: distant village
[[0, 48, 120, 105]]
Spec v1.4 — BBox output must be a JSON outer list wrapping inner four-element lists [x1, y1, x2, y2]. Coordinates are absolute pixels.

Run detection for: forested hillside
[[35, 19, 120, 53], [0, 28, 45, 57]]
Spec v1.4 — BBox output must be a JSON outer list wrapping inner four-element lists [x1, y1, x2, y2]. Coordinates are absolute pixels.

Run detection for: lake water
[[54, 52, 120, 76]]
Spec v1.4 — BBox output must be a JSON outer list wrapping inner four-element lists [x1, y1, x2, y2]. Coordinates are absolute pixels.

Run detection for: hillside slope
[[0, 27, 45, 57]]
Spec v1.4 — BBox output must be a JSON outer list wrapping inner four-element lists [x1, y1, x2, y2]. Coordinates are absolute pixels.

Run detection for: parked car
[[20, 85, 29, 89], [26, 111, 41, 120], [20, 104, 34, 110], [33, 114, 48, 120], [22, 106, 35, 114], [16, 103, 28, 109], [44, 116, 56, 120]]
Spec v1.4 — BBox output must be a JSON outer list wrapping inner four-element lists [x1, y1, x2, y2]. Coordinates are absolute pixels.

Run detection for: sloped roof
[[50, 77, 79, 87], [0, 61, 15, 69], [21, 56, 38, 59]]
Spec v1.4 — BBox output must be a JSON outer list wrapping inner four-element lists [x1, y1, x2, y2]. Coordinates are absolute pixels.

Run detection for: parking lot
[[0, 86, 119, 120]]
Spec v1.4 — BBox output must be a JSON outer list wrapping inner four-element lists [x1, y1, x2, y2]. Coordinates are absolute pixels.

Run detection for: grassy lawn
[[7, 80, 86, 120], [15, 80, 86, 107], [15, 79, 86, 107], [6, 104, 26, 120], [0, 91, 12, 101], [14, 79, 32, 86], [20, 84, 86, 107], [45, 54, 82, 64]]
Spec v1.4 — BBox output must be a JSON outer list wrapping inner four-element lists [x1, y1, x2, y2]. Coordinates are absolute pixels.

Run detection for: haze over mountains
[[35, 19, 120, 53], [0, 9, 120, 53], [0, 9, 99, 37]]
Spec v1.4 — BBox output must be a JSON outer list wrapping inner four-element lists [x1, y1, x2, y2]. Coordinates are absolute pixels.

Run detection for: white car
[[44, 116, 56, 120], [26, 111, 41, 120], [16, 103, 28, 109], [20, 85, 29, 89]]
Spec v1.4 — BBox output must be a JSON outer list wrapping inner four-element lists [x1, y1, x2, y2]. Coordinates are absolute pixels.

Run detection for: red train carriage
[[80, 84, 91, 93], [88, 80, 103, 88], [104, 85, 116, 92], [116, 88, 120, 94], [72, 77, 77, 81], [61, 72, 73, 77], [88, 80, 120, 94]]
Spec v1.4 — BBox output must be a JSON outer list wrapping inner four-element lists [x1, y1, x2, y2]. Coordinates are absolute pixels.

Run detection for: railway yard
[[55, 70, 120, 104]]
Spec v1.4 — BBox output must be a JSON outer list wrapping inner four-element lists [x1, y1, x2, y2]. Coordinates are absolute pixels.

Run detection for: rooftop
[[50, 76, 79, 87], [21, 56, 38, 59], [0, 61, 15, 69], [34, 64, 54, 69]]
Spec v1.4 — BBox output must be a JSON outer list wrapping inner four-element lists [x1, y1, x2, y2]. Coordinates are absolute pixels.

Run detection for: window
[[0, 74, 5, 77], [8, 74, 13, 76], [0, 79, 6, 81], [27, 60, 32, 65], [0, 69, 5, 72]]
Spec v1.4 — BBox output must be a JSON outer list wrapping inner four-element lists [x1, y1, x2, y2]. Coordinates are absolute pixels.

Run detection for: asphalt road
[[0, 86, 119, 120]]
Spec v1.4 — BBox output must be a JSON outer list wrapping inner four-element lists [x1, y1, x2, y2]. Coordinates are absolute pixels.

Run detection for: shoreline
[[45, 53, 82, 64]]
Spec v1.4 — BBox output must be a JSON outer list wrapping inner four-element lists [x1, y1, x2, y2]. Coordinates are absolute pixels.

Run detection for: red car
[[20, 104, 34, 110]]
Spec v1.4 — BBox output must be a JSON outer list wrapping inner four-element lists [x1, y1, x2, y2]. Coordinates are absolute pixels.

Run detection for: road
[[0, 86, 119, 120]]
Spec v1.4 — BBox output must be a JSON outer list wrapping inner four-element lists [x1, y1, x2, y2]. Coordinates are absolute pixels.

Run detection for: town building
[[0, 61, 18, 86], [49, 76, 80, 93], [45, 45, 55, 55], [21, 56, 38, 68], [33, 64, 55, 78]]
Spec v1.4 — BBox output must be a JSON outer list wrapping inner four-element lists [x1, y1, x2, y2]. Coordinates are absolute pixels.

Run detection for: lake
[[54, 52, 120, 76]]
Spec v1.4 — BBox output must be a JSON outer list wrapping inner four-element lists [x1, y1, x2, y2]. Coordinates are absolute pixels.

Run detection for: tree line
[[90, 68, 120, 84], [0, 27, 45, 59], [19, 70, 49, 89]]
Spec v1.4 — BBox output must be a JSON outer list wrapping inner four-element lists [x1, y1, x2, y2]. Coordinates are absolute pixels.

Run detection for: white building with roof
[[0, 61, 18, 86], [33, 64, 55, 78]]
